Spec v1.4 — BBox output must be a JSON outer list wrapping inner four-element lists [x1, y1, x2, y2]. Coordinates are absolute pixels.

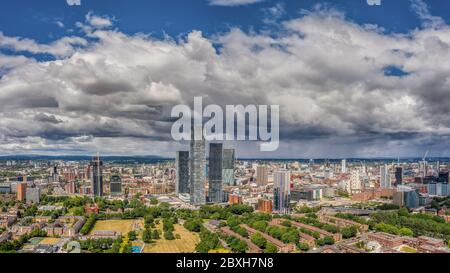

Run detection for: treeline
[[369, 208, 450, 241], [80, 214, 97, 235]]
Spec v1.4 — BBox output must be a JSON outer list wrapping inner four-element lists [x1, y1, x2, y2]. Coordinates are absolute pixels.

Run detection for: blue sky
[[2, 1, 450, 158], [1, 0, 449, 43]]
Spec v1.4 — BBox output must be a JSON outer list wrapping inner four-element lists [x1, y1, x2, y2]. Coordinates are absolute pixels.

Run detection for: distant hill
[[0, 155, 172, 162]]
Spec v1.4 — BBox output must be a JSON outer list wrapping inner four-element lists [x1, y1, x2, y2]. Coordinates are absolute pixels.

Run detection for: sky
[[1, 0, 450, 158]]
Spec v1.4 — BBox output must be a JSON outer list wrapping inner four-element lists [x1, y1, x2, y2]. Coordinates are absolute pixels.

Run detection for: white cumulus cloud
[[66, 0, 81, 6], [208, 0, 265, 7]]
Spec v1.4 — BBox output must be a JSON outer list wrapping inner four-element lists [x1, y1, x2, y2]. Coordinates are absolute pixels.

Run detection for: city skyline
[[2, 1, 450, 158]]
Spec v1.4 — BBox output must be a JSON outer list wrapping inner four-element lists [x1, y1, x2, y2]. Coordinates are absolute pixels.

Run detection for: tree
[[144, 215, 154, 226], [184, 218, 202, 232], [142, 229, 152, 243], [398, 227, 414, 237], [341, 225, 358, 239], [266, 226, 283, 240], [250, 233, 267, 249], [80, 215, 96, 235], [251, 220, 268, 232], [128, 231, 137, 241], [195, 230, 220, 253], [323, 236, 335, 245], [233, 240, 248, 253], [164, 230, 175, 240], [281, 230, 299, 244], [264, 242, 278, 253], [398, 208, 409, 217], [297, 242, 310, 252], [152, 230, 160, 240]]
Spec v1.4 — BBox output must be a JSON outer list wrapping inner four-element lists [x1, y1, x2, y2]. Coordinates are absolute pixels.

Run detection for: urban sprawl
[[1, 139, 450, 254]]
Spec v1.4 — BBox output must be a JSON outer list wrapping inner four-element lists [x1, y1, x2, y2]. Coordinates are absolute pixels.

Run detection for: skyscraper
[[222, 149, 235, 186], [256, 165, 269, 186], [380, 164, 391, 189], [90, 155, 103, 196], [208, 143, 223, 203], [395, 166, 403, 186], [176, 151, 190, 195], [110, 174, 122, 196], [341, 159, 347, 174], [16, 182, 27, 202], [190, 125, 206, 205], [273, 170, 291, 214]]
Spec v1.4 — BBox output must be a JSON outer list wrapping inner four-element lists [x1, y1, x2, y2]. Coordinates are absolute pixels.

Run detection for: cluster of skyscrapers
[[176, 126, 235, 205]]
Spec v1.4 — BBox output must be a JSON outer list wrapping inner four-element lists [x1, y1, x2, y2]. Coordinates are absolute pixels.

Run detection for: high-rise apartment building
[[395, 166, 403, 186], [110, 174, 122, 196], [273, 170, 291, 214], [341, 159, 347, 174], [380, 164, 391, 189], [176, 151, 190, 195], [256, 165, 268, 186], [222, 149, 235, 185], [26, 187, 40, 204], [16, 182, 27, 202], [190, 125, 206, 205], [90, 155, 103, 196], [208, 143, 223, 203]]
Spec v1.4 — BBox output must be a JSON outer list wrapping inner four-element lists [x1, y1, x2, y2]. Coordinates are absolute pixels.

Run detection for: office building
[[394, 186, 420, 209], [110, 174, 122, 196], [0, 183, 11, 194], [229, 194, 243, 205], [90, 155, 103, 196], [395, 167, 403, 186], [26, 187, 40, 204], [380, 164, 391, 189], [257, 199, 273, 213], [341, 159, 347, 174], [190, 125, 206, 205], [439, 172, 449, 183], [65, 181, 76, 194], [273, 170, 291, 214], [175, 151, 190, 195], [208, 143, 223, 203], [222, 149, 235, 185], [256, 165, 268, 186], [16, 182, 27, 202]]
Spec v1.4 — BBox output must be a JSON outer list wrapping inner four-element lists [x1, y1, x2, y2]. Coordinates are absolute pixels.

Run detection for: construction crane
[[422, 150, 429, 162]]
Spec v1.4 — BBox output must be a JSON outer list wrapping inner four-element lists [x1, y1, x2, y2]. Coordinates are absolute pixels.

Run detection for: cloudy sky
[[1, 0, 450, 158]]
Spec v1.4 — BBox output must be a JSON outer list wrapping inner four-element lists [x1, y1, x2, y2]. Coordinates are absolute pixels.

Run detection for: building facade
[[175, 151, 190, 195], [256, 165, 268, 186], [90, 155, 103, 196], [222, 149, 235, 185], [380, 164, 391, 189], [110, 174, 122, 196], [273, 170, 291, 214], [208, 143, 223, 203], [190, 125, 206, 205]]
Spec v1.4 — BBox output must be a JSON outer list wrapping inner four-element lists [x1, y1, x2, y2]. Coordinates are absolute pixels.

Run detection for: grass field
[[399, 245, 418, 253], [143, 223, 199, 253], [89, 219, 144, 235], [40, 237, 62, 245]]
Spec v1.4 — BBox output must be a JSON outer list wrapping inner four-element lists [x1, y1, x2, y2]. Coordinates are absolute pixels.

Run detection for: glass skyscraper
[[380, 164, 391, 189], [190, 125, 206, 205], [90, 155, 103, 196], [110, 174, 122, 196], [222, 148, 235, 186], [208, 143, 223, 203], [176, 151, 190, 195], [273, 170, 291, 214]]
